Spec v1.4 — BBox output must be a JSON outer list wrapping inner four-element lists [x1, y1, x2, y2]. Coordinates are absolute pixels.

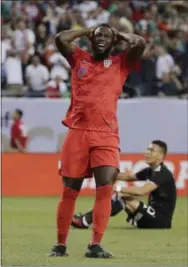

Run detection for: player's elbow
[[55, 34, 61, 48], [55, 31, 65, 40], [127, 39, 146, 62], [137, 37, 146, 48], [55, 34, 68, 52], [135, 38, 146, 55], [55, 32, 67, 45], [55, 33, 61, 41]]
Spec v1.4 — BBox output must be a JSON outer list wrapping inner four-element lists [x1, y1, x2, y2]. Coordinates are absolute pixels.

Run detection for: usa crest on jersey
[[104, 59, 112, 68]]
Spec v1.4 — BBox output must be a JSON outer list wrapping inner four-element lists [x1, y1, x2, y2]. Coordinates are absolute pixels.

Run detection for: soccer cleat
[[47, 244, 68, 257], [85, 244, 114, 259], [71, 213, 89, 229]]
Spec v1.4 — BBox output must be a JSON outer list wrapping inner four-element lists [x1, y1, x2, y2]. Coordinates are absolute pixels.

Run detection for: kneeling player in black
[[72, 140, 177, 229]]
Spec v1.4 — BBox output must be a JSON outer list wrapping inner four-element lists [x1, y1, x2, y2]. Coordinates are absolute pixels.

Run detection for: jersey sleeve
[[136, 167, 152, 181], [67, 47, 89, 68], [149, 168, 170, 187]]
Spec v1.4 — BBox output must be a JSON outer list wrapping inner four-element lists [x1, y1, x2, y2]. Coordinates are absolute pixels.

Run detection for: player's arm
[[117, 167, 150, 181], [55, 29, 92, 60], [115, 167, 167, 196], [113, 30, 146, 63], [115, 182, 158, 196], [117, 169, 137, 181], [142, 40, 154, 59]]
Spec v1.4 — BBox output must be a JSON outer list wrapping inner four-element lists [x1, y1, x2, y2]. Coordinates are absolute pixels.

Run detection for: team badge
[[78, 66, 87, 79], [104, 59, 112, 68]]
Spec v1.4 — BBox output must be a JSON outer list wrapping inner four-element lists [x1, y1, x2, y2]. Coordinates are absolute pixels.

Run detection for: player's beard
[[92, 46, 112, 61]]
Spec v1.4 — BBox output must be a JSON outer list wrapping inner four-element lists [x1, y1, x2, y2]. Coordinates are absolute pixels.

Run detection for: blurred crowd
[[1, 0, 188, 99]]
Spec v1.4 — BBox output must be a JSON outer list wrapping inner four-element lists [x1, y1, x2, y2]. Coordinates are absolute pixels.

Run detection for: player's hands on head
[[87, 26, 119, 46], [87, 27, 97, 41]]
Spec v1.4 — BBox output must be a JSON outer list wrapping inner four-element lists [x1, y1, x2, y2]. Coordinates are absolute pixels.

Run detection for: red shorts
[[60, 129, 120, 178]]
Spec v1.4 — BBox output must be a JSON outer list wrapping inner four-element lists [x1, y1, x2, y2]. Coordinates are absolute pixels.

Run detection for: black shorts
[[126, 202, 171, 229]]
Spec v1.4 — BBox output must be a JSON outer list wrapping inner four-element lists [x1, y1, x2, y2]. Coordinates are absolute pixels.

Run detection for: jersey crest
[[78, 66, 87, 79], [104, 59, 112, 68]]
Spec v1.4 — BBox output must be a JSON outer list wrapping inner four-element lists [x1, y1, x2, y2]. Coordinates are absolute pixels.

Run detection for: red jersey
[[10, 120, 28, 149], [62, 47, 133, 133]]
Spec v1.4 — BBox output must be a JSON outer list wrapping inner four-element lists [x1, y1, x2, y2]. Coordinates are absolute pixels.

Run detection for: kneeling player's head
[[12, 109, 23, 121], [91, 24, 114, 60], [145, 140, 168, 165]]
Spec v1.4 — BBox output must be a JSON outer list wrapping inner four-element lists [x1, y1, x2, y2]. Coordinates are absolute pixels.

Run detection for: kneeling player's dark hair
[[152, 140, 168, 156]]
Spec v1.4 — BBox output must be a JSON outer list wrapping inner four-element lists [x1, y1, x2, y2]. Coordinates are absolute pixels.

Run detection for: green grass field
[[2, 196, 188, 266]]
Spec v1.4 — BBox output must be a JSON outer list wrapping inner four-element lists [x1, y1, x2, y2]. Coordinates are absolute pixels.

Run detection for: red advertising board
[[2, 153, 188, 196]]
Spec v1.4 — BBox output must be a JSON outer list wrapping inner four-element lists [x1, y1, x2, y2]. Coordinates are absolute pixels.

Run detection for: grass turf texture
[[2, 196, 188, 266]]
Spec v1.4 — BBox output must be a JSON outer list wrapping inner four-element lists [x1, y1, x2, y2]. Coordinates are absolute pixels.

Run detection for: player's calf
[[48, 177, 83, 257]]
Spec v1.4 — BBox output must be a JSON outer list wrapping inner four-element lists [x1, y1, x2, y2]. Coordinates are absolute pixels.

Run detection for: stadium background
[[1, 1, 188, 266], [2, 0, 188, 197]]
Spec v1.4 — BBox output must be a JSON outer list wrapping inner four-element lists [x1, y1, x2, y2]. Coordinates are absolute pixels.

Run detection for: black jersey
[[136, 163, 177, 220]]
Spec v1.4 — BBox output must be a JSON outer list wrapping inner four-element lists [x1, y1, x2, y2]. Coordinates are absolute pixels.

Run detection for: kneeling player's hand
[[124, 168, 135, 179], [117, 168, 136, 181], [113, 184, 122, 193], [113, 184, 125, 197]]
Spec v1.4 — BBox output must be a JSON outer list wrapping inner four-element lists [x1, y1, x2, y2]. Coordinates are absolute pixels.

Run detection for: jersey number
[[143, 204, 156, 217]]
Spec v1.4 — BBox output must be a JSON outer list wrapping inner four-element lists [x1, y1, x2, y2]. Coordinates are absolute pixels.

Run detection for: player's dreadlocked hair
[[152, 140, 168, 156]]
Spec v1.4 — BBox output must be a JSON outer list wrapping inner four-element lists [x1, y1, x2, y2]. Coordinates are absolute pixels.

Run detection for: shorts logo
[[104, 59, 112, 68]]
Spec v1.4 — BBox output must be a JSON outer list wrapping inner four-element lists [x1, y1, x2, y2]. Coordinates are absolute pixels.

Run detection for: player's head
[[91, 24, 114, 60], [12, 109, 23, 121], [145, 140, 168, 165]]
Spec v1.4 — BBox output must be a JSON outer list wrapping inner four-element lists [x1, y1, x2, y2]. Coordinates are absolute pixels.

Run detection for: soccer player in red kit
[[48, 24, 146, 258], [10, 109, 28, 153]]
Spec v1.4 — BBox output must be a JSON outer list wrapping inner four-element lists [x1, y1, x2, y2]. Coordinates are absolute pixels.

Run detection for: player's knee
[[94, 166, 118, 187], [63, 177, 84, 191], [97, 176, 114, 186]]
